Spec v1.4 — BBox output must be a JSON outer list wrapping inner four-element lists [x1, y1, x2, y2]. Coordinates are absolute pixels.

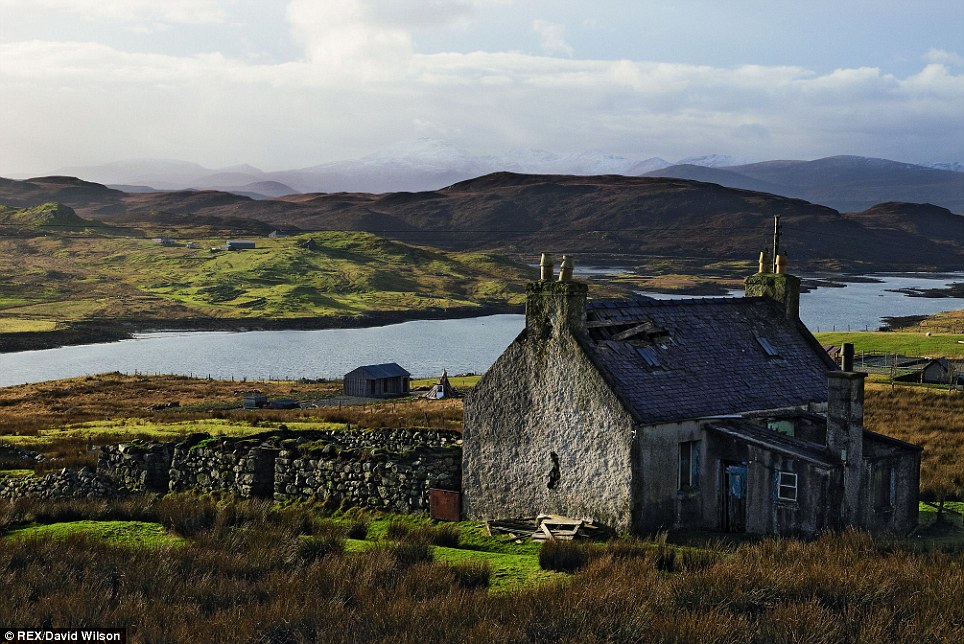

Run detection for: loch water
[[0, 273, 960, 387]]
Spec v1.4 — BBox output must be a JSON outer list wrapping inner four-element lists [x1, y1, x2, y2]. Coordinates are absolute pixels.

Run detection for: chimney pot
[[775, 254, 787, 274], [558, 255, 574, 282], [758, 249, 772, 274], [539, 253, 554, 281], [842, 343, 855, 372]]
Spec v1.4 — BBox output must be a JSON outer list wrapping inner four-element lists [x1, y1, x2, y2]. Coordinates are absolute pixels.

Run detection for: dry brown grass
[[0, 373, 462, 473], [865, 383, 964, 499], [1, 495, 961, 643]]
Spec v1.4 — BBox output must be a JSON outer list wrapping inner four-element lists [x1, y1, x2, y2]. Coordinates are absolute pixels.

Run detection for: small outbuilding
[[344, 363, 411, 398], [225, 240, 256, 251], [921, 358, 961, 386]]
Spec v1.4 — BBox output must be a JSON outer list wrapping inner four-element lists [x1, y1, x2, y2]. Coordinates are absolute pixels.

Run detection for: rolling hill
[[0, 207, 532, 350], [645, 156, 964, 212], [1, 173, 961, 273]]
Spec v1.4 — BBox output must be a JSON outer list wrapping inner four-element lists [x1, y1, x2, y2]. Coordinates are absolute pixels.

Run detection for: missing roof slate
[[636, 346, 661, 368], [757, 336, 780, 357]]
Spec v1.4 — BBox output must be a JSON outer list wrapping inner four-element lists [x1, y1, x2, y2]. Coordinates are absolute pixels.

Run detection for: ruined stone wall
[[273, 442, 460, 512], [0, 466, 121, 501], [98, 441, 174, 492], [90, 429, 461, 510]]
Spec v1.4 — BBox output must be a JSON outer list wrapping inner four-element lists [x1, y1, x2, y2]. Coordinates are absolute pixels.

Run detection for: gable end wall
[[463, 330, 636, 531]]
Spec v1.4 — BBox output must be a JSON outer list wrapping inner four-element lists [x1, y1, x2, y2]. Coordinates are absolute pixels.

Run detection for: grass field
[[813, 330, 964, 358], [4, 519, 186, 548], [0, 221, 529, 336]]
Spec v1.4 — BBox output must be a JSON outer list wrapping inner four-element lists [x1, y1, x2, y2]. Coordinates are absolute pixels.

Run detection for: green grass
[[1, 418, 347, 450], [4, 520, 186, 549], [344, 515, 560, 592], [0, 469, 34, 478], [344, 534, 560, 593], [0, 318, 60, 332], [0, 224, 529, 334], [813, 331, 964, 358], [409, 374, 481, 390]]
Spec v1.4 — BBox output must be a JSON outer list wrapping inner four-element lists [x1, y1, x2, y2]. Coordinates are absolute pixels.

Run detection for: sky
[[1, 0, 962, 175]]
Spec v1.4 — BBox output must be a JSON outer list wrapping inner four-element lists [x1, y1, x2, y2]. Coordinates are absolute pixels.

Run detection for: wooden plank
[[585, 320, 634, 328], [611, 322, 659, 342], [540, 522, 556, 541]]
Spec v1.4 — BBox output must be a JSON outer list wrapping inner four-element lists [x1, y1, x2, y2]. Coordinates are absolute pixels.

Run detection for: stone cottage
[[462, 253, 921, 537]]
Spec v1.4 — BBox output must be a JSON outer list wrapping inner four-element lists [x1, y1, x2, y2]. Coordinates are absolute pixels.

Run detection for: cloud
[[925, 48, 964, 67], [1, 5, 962, 175], [0, 0, 228, 27], [285, 0, 413, 76], [532, 19, 574, 57]]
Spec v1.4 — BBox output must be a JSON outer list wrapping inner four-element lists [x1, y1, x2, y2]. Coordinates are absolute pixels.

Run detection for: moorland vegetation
[[1, 374, 962, 641]]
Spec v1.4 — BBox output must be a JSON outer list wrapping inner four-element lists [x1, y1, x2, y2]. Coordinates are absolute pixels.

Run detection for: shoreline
[[0, 303, 524, 354]]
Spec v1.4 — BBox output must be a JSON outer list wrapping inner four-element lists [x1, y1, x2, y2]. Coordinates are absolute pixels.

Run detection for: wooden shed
[[344, 363, 411, 398]]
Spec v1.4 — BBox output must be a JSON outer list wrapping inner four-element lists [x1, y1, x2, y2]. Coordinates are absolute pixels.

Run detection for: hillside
[[1, 173, 962, 272], [0, 201, 94, 230], [646, 156, 964, 212], [0, 215, 532, 351]]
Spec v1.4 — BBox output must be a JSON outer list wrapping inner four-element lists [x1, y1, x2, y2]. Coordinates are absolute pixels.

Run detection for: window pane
[[691, 441, 701, 489], [679, 443, 691, 488]]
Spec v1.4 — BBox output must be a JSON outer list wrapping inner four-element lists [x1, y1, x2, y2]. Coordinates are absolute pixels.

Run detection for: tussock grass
[[865, 383, 964, 499], [1, 496, 961, 641]]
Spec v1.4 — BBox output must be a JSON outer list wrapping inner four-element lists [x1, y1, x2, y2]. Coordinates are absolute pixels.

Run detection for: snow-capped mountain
[[675, 154, 753, 168], [923, 162, 964, 173]]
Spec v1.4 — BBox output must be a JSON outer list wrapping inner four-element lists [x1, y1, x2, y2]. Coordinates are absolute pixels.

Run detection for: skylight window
[[757, 336, 780, 357], [636, 346, 661, 367]]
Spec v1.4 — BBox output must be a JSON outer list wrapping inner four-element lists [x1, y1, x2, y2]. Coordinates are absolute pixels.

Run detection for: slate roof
[[704, 419, 838, 468], [346, 363, 411, 380], [577, 296, 837, 425]]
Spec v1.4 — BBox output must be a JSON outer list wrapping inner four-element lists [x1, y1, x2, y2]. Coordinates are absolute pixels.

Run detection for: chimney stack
[[526, 252, 587, 339], [744, 251, 801, 320], [826, 350, 866, 526]]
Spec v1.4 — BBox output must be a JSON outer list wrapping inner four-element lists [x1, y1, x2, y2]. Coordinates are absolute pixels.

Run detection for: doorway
[[722, 463, 747, 532]]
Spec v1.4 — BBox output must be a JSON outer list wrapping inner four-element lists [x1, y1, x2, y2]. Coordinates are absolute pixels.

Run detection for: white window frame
[[777, 471, 798, 502]]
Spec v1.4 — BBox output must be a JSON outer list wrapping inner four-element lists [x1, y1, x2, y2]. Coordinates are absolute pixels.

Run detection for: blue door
[[724, 464, 747, 532]]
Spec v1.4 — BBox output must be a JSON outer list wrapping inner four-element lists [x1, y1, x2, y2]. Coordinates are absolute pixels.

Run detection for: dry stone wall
[[93, 429, 462, 511], [0, 466, 121, 500], [98, 440, 174, 493]]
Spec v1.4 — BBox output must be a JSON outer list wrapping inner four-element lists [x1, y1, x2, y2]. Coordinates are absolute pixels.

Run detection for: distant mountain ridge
[[644, 156, 964, 212], [1, 173, 960, 273], [48, 141, 963, 211]]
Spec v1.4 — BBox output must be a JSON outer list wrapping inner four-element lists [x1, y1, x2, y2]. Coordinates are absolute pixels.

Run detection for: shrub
[[385, 518, 413, 540], [447, 560, 491, 590], [539, 539, 591, 573], [347, 516, 370, 540], [294, 534, 345, 564], [386, 541, 433, 566]]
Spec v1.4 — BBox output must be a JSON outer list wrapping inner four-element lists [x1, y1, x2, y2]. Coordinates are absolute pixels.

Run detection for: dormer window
[[757, 336, 780, 357]]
